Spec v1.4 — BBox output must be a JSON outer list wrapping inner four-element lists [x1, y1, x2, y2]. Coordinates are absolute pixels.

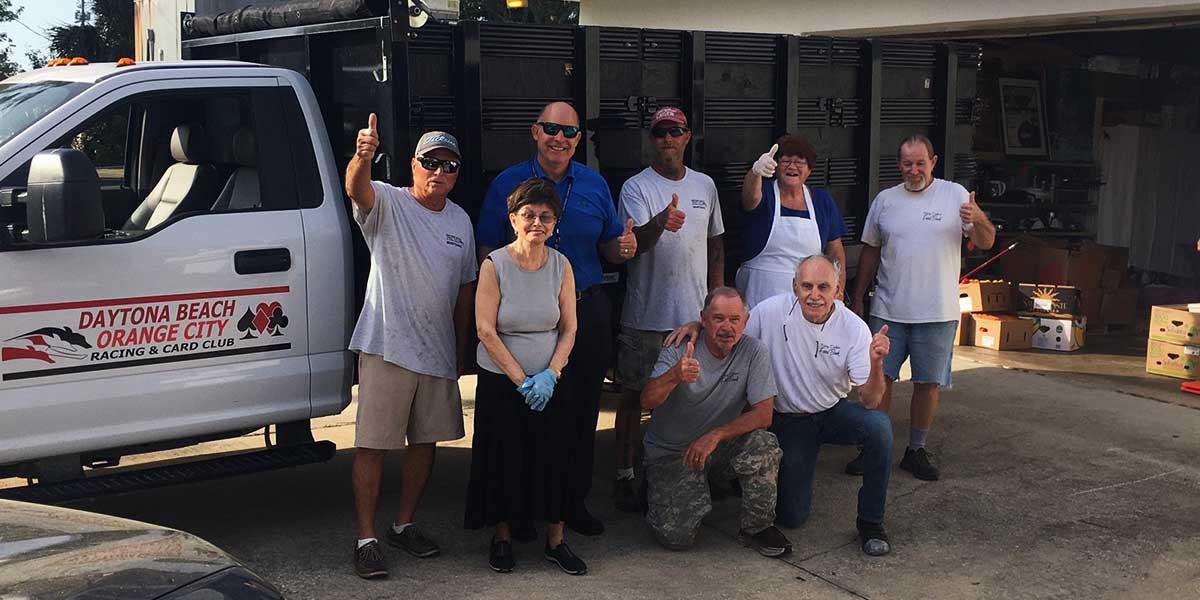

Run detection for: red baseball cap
[[650, 106, 688, 129]]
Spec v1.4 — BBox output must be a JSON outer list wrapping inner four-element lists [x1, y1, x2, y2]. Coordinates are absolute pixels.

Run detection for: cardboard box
[[1035, 244, 1105, 290], [1021, 314, 1086, 351], [1146, 339, 1200, 380], [1100, 267, 1125, 290], [1100, 289, 1139, 325], [1017, 283, 1082, 315], [972, 313, 1034, 351], [958, 280, 1011, 313], [955, 312, 975, 346], [1149, 305, 1200, 345], [1078, 287, 1104, 326]]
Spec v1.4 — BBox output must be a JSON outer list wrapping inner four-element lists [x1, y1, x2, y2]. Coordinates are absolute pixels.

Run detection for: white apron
[[736, 182, 823, 308]]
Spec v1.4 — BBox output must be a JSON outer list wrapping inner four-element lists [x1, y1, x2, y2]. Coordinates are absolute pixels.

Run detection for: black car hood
[[0, 499, 235, 600]]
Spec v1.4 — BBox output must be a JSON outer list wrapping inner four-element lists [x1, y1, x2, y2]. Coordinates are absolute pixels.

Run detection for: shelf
[[976, 157, 1096, 168], [997, 230, 1094, 238], [980, 202, 1094, 209]]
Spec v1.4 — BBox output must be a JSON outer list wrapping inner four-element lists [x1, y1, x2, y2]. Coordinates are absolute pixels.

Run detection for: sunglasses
[[536, 121, 581, 139], [416, 155, 461, 173], [651, 126, 690, 138]]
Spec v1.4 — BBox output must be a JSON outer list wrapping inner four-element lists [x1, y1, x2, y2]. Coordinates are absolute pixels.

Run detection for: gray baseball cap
[[414, 131, 461, 158]]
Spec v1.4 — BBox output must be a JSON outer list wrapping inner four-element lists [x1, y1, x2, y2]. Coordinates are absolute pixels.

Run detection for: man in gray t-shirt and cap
[[640, 287, 791, 557], [345, 116, 477, 580]]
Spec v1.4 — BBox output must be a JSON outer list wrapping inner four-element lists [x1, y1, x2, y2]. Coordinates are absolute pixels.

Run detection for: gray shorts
[[354, 352, 465, 449], [616, 326, 669, 392]]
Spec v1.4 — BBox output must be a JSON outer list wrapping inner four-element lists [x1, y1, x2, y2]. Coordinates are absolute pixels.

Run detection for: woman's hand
[[663, 321, 701, 348], [527, 369, 557, 411]]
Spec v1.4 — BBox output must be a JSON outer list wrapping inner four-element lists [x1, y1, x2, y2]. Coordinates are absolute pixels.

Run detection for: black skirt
[[464, 368, 574, 529]]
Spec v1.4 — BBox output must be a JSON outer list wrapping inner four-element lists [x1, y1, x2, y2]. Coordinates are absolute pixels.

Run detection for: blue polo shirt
[[741, 180, 847, 262], [477, 158, 623, 291]]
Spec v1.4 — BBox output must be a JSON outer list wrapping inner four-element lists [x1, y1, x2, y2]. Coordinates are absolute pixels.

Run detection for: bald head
[[538, 101, 579, 126]]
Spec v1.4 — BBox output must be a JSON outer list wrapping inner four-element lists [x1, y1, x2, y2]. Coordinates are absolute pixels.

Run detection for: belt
[[576, 285, 603, 302]]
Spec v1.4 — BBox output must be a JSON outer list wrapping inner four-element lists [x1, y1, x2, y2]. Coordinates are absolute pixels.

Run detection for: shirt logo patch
[[691, 199, 707, 210], [445, 234, 464, 248], [922, 212, 943, 222], [816, 342, 842, 357], [719, 371, 740, 383]]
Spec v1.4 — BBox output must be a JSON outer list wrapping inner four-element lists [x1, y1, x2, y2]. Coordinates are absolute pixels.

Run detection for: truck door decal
[[1, 286, 293, 382]]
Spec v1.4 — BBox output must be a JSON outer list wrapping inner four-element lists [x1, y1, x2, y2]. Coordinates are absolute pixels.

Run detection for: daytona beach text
[[77, 300, 237, 351]]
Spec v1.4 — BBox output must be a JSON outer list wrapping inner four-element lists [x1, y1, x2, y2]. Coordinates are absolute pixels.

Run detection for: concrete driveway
[[47, 352, 1200, 599]]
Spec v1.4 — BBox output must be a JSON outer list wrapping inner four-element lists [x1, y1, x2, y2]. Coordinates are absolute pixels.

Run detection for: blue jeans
[[868, 316, 957, 387], [771, 399, 893, 527]]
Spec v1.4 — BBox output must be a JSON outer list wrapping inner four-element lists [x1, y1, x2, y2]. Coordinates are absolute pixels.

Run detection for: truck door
[[0, 77, 311, 467]]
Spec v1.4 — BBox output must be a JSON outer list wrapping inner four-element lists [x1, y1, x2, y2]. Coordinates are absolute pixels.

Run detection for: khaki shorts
[[355, 353, 465, 449], [615, 326, 669, 392]]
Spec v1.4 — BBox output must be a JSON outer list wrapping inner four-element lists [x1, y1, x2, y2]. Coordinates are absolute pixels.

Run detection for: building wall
[[134, 0, 195, 61], [580, 0, 1200, 37]]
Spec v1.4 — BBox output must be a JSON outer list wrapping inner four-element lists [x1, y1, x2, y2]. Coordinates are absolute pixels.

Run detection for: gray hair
[[897, 133, 936, 161], [795, 254, 842, 279], [702, 286, 747, 312]]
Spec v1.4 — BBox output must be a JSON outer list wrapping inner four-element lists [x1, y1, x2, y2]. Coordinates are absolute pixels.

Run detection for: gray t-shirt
[[476, 247, 566, 376], [619, 167, 725, 331], [643, 334, 778, 462], [349, 182, 477, 379]]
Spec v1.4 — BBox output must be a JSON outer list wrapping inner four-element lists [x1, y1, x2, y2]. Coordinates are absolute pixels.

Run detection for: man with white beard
[[848, 134, 995, 481]]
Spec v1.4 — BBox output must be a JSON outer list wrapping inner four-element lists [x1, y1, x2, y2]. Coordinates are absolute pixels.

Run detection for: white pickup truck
[[0, 61, 356, 493]]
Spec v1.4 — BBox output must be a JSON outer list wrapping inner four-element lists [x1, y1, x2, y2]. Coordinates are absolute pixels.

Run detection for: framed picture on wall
[[998, 77, 1049, 157]]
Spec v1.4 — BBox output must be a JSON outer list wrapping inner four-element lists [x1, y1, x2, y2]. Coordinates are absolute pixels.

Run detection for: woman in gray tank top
[[466, 178, 586, 575]]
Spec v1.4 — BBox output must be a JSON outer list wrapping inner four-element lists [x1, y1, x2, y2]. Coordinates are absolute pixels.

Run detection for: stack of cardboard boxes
[[956, 280, 1035, 351], [1145, 305, 1200, 380], [1016, 284, 1086, 351], [1000, 236, 1138, 333]]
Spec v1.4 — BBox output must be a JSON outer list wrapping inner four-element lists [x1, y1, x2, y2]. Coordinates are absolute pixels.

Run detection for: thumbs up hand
[[960, 191, 983, 227], [356, 113, 380, 160], [751, 143, 779, 177], [870, 325, 891, 361], [677, 340, 701, 383], [656, 193, 687, 232], [618, 217, 637, 259]]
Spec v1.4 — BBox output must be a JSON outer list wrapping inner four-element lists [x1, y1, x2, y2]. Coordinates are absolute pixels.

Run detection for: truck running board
[[0, 441, 336, 504]]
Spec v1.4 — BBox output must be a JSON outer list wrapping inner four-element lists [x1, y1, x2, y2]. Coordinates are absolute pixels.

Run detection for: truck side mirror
[[25, 149, 106, 243]]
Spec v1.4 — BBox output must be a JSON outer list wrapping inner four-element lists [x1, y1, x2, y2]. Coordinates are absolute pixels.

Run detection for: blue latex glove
[[528, 369, 557, 412], [517, 377, 540, 409]]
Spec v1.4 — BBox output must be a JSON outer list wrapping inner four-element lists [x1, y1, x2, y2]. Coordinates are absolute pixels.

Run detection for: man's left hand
[[960, 192, 985, 226], [683, 431, 721, 472], [619, 218, 638, 259], [870, 325, 890, 361]]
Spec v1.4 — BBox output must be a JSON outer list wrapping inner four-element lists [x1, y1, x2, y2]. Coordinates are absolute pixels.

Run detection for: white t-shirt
[[747, 294, 873, 414], [860, 179, 969, 323], [350, 182, 477, 379], [619, 167, 725, 331]]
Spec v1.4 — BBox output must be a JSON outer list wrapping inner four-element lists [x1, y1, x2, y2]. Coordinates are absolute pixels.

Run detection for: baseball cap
[[650, 107, 688, 129], [414, 131, 461, 158]]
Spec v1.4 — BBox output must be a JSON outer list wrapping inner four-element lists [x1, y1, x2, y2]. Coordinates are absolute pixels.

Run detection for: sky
[[2, 1, 77, 70]]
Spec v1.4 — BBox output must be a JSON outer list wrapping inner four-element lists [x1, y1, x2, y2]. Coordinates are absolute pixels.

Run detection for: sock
[[391, 522, 412, 534], [357, 537, 377, 549], [616, 467, 635, 481], [909, 427, 929, 450]]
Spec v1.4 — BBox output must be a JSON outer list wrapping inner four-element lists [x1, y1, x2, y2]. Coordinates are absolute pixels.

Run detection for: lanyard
[[529, 159, 574, 251]]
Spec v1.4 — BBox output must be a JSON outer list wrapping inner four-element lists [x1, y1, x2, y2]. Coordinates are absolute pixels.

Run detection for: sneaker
[[489, 537, 515, 573], [353, 540, 388, 579], [544, 541, 588, 575], [613, 478, 640, 513], [899, 447, 941, 481], [844, 450, 865, 476], [856, 517, 891, 556], [512, 521, 538, 543], [385, 524, 441, 558], [739, 525, 793, 557], [566, 504, 605, 536]]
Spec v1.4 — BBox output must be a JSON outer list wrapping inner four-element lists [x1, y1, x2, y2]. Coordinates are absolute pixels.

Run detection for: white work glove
[[751, 143, 779, 178]]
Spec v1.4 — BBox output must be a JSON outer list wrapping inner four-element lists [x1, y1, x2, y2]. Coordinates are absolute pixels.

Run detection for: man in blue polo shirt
[[477, 101, 637, 537]]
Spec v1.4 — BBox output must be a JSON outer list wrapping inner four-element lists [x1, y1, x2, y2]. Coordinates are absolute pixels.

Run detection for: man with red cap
[[612, 106, 725, 512]]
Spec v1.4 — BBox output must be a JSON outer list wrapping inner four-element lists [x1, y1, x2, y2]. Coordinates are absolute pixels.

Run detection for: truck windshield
[[0, 81, 91, 147]]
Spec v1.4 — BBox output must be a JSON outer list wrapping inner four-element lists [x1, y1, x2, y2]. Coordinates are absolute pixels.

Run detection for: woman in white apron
[[736, 135, 847, 308]]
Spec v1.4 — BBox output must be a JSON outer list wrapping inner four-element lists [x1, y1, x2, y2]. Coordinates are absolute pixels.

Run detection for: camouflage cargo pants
[[644, 429, 782, 549]]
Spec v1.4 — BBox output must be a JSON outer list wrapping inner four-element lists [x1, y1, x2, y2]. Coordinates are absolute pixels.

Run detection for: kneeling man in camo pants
[[639, 287, 792, 557]]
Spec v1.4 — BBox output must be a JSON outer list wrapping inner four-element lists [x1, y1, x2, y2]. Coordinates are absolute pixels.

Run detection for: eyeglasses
[[536, 121, 581, 139], [416, 155, 461, 173], [779, 158, 808, 167], [515, 210, 557, 224], [651, 126, 690, 138]]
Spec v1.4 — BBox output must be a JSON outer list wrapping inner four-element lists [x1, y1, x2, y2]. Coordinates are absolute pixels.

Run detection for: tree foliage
[[0, 0, 21, 79], [48, 0, 133, 62]]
